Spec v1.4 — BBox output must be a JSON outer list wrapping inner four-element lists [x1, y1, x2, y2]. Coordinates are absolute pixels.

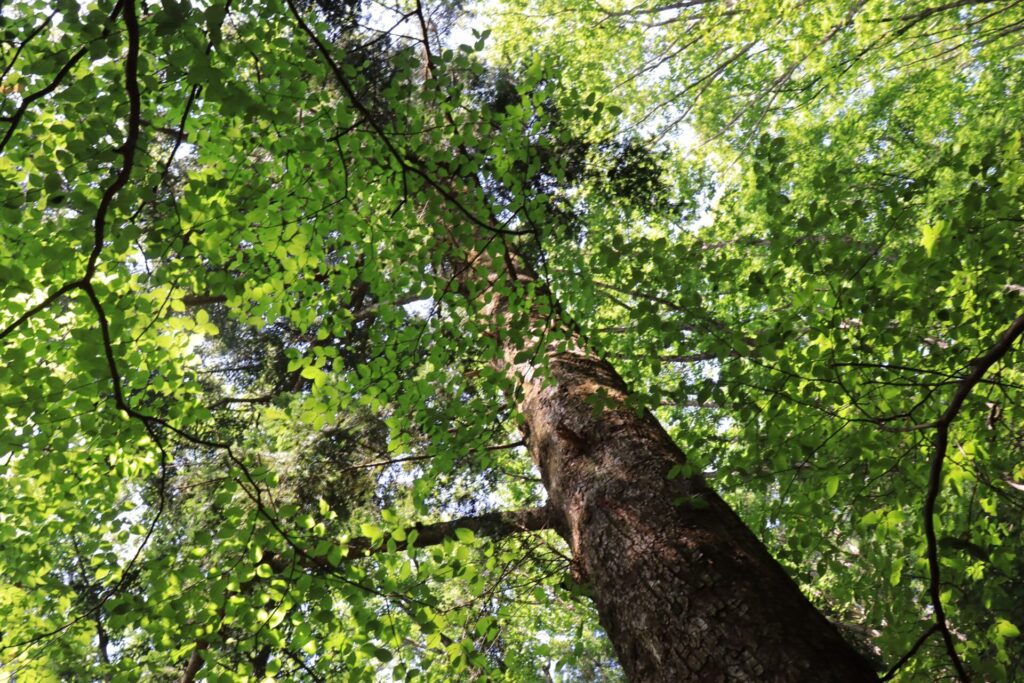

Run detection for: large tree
[[1, 0, 1022, 681]]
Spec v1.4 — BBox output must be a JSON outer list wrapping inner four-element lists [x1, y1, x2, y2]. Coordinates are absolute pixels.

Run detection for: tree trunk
[[516, 347, 877, 681], [471, 249, 879, 681]]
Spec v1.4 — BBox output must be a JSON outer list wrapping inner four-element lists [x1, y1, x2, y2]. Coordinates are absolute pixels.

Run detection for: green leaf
[[920, 219, 945, 257], [995, 620, 1020, 639]]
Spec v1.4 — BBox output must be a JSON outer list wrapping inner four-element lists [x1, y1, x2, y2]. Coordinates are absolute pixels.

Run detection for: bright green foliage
[[1, 0, 1022, 680], [490, 1, 1024, 679]]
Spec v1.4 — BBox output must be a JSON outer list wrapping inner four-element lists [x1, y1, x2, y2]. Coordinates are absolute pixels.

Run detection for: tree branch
[[284, 0, 532, 238], [179, 641, 208, 683], [0, 2, 124, 154], [924, 312, 1024, 681], [181, 294, 227, 307], [175, 505, 552, 681], [270, 505, 553, 572], [596, 0, 714, 19], [0, 11, 56, 87], [881, 624, 940, 681], [345, 505, 553, 559]]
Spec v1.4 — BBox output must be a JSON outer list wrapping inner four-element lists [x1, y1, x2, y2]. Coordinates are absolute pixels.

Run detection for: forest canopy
[[1, 0, 1023, 680]]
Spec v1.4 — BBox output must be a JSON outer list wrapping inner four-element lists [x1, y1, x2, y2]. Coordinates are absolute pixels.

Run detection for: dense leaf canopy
[[1, 0, 1022, 680]]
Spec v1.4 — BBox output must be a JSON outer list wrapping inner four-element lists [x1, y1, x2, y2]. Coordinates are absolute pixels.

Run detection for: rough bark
[[472, 251, 879, 681], [516, 348, 877, 681]]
